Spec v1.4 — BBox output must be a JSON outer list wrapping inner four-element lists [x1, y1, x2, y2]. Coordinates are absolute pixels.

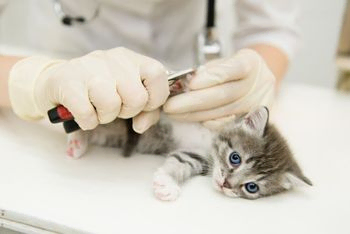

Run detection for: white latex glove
[[9, 47, 169, 133], [163, 49, 276, 130]]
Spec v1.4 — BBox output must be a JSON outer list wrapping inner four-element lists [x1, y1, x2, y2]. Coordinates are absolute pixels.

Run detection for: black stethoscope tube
[[206, 0, 215, 28]]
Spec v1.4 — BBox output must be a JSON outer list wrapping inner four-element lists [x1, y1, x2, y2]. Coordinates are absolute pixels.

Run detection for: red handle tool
[[48, 105, 73, 123], [48, 105, 80, 133]]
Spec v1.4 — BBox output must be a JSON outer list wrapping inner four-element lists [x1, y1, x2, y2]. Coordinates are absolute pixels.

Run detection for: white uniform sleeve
[[234, 0, 301, 59]]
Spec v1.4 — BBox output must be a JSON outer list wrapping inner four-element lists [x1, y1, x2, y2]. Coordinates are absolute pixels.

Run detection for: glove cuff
[[9, 56, 63, 120]]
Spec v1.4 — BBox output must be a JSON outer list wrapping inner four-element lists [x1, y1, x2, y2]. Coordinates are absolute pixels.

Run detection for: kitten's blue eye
[[245, 182, 259, 193], [229, 152, 241, 165]]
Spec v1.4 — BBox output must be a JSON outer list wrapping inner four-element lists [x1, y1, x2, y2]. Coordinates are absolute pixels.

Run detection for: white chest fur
[[170, 120, 214, 154]]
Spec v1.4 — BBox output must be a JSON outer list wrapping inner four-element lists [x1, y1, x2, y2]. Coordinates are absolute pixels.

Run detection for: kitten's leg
[[66, 130, 88, 159], [153, 151, 209, 201]]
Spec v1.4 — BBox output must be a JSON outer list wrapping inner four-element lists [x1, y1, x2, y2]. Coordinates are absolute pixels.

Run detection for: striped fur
[[67, 107, 311, 201]]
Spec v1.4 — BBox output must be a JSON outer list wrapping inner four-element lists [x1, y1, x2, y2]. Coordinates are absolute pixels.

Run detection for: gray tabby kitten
[[66, 106, 312, 201]]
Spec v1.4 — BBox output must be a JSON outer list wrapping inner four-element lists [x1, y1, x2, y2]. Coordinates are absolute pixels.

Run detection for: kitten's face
[[211, 130, 287, 199], [210, 107, 312, 200]]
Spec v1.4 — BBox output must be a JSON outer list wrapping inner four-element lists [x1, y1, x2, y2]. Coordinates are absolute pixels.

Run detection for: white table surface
[[0, 83, 349, 234]]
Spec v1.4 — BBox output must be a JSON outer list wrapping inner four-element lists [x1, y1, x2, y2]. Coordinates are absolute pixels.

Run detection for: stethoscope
[[52, 0, 221, 64], [52, 0, 100, 26]]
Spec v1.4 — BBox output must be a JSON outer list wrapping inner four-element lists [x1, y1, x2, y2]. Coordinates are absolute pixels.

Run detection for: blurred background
[[217, 0, 346, 89]]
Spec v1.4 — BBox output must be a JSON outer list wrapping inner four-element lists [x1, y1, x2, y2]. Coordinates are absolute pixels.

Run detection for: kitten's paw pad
[[66, 139, 86, 159], [153, 171, 181, 201]]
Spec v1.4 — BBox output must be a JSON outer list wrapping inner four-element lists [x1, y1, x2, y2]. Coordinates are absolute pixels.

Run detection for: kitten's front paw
[[66, 139, 84, 158], [153, 170, 181, 201], [66, 132, 88, 159]]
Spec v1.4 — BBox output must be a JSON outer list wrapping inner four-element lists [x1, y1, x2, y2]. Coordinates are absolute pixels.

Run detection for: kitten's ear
[[243, 106, 269, 136], [281, 166, 313, 189]]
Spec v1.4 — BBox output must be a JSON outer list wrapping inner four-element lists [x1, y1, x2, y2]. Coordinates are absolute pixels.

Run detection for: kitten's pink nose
[[223, 179, 231, 189], [216, 179, 223, 187]]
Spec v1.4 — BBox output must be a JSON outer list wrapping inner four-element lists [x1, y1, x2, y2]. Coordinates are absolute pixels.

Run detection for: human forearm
[[248, 44, 289, 86], [0, 55, 23, 107]]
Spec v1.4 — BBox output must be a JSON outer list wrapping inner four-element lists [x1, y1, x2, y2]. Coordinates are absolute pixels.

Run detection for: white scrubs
[[0, 0, 300, 70]]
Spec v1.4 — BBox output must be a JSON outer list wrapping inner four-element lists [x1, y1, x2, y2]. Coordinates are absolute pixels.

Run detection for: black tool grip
[[48, 105, 81, 133], [63, 120, 81, 133]]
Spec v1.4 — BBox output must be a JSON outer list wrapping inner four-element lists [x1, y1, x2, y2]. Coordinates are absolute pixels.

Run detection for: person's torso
[[0, 0, 207, 70]]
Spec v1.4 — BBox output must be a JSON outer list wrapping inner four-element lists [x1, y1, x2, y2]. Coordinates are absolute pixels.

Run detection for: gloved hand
[[163, 49, 276, 130], [9, 47, 169, 133]]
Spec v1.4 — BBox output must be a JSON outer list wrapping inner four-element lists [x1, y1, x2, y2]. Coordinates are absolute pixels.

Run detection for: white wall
[[218, 0, 347, 88], [284, 0, 346, 88]]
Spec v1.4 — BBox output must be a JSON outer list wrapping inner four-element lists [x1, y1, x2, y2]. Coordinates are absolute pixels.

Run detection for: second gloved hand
[[163, 49, 276, 129], [9, 47, 169, 133]]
